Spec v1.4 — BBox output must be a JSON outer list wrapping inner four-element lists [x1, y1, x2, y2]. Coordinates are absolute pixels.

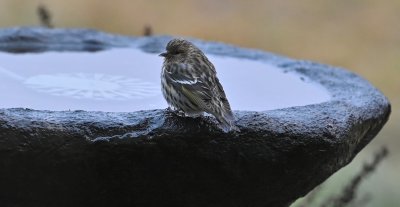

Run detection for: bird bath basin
[[0, 49, 329, 111], [0, 28, 390, 207]]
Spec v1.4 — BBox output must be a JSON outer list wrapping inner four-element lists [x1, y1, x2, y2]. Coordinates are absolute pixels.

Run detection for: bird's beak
[[159, 52, 168, 57]]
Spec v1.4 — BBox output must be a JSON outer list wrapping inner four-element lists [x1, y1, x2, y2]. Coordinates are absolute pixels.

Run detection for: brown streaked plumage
[[159, 38, 237, 131]]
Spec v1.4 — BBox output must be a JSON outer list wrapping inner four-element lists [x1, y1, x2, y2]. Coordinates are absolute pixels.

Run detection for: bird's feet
[[166, 107, 204, 118], [166, 107, 186, 117]]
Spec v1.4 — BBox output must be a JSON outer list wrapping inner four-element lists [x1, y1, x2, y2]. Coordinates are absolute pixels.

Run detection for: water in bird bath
[[0, 48, 330, 112]]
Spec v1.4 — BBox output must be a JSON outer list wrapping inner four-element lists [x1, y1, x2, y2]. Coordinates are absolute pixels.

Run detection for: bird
[[159, 38, 237, 132]]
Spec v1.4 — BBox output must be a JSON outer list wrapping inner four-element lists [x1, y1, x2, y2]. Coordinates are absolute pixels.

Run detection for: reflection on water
[[24, 73, 159, 100], [0, 48, 330, 112]]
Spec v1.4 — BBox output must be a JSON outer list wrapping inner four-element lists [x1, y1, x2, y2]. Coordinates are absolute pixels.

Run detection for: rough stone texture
[[0, 27, 391, 207]]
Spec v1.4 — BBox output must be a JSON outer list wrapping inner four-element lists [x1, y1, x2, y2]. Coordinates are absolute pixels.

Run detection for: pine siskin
[[159, 38, 237, 132]]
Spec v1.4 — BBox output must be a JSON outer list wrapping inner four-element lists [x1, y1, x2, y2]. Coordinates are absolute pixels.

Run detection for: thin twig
[[143, 24, 153, 36], [37, 4, 53, 28], [320, 146, 389, 207]]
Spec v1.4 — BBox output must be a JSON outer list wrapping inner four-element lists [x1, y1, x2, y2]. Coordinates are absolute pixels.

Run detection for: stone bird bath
[[0, 28, 390, 207]]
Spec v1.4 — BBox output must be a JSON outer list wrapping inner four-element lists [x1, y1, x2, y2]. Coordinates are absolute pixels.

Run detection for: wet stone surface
[[0, 27, 391, 207]]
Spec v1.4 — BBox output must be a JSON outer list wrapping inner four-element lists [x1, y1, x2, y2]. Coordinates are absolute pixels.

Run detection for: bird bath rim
[[0, 27, 391, 207]]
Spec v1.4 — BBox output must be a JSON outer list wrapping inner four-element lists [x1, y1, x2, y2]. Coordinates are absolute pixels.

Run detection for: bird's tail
[[215, 111, 239, 133]]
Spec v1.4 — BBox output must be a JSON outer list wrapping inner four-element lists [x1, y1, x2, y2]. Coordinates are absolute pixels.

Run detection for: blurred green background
[[0, 0, 398, 206]]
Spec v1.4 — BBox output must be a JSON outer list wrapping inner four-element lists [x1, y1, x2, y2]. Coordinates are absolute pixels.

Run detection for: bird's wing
[[163, 63, 213, 109]]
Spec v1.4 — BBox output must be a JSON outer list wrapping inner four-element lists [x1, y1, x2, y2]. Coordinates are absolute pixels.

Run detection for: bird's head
[[159, 38, 200, 61]]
